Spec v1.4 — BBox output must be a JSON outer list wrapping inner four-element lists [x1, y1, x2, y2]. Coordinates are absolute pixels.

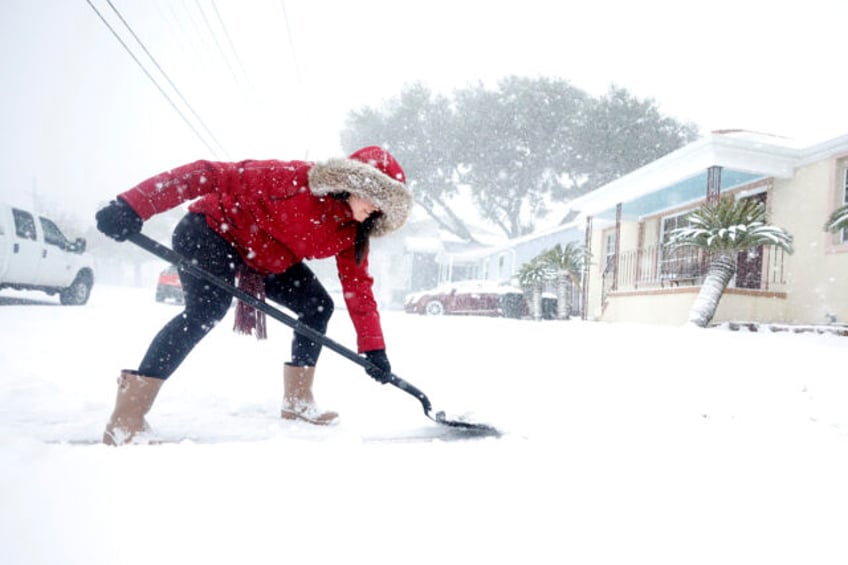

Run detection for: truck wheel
[[60, 273, 93, 305]]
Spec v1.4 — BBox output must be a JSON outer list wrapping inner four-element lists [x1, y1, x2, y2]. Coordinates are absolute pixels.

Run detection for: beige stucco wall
[[600, 288, 696, 325], [711, 291, 789, 323], [772, 156, 848, 324], [600, 288, 788, 326], [618, 221, 641, 253], [643, 216, 661, 247]]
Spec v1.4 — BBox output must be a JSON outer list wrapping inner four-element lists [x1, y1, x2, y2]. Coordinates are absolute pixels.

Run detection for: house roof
[[567, 130, 848, 221]]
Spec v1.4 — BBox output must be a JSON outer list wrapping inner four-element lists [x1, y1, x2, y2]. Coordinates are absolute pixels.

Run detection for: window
[[39, 217, 68, 249], [12, 208, 36, 240], [660, 211, 693, 244], [658, 211, 698, 278], [735, 192, 767, 289]]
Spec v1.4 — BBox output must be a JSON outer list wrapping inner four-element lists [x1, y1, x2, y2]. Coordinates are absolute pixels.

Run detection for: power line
[[209, 0, 257, 97], [84, 0, 226, 158], [160, 0, 203, 63], [165, 0, 228, 92], [178, 0, 253, 113], [193, 0, 243, 89], [157, 1, 244, 117], [278, 0, 311, 158], [278, 0, 306, 101], [103, 0, 229, 157]]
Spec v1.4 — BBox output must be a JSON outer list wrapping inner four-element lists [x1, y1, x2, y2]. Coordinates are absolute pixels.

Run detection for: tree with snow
[[342, 79, 698, 241], [341, 84, 477, 242], [665, 196, 793, 328]]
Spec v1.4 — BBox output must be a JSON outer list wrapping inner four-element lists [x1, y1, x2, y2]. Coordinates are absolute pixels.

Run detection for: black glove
[[96, 198, 143, 242], [363, 349, 392, 384]]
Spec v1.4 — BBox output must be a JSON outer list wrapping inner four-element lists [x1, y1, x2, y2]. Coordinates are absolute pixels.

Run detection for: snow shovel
[[128, 232, 499, 437]]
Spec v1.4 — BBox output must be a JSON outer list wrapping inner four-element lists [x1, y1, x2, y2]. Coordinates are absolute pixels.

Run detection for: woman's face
[[347, 194, 380, 223]]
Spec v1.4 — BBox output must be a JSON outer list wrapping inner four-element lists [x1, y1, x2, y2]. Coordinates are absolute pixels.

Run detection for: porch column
[[582, 215, 593, 321], [707, 166, 722, 203], [613, 203, 622, 291], [635, 221, 645, 289]]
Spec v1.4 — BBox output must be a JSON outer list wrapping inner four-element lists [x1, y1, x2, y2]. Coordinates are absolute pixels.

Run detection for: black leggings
[[138, 213, 334, 379]]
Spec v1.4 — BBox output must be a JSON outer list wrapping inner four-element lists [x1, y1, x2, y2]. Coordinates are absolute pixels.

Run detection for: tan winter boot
[[280, 363, 339, 425], [103, 370, 165, 446]]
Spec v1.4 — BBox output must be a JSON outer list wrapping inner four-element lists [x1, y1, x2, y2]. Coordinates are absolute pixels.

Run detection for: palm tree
[[517, 257, 549, 320], [826, 203, 848, 233], [540, 242, 590, 320], [665, 195, 793, 327]]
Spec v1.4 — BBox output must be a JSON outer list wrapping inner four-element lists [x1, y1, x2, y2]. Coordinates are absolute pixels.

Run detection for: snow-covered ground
[[2, 284, 847, 564]]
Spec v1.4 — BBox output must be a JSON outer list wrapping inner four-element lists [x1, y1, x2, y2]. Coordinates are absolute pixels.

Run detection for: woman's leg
[[137, 213, 242, 378], [265, 262, 338, 424], [264, 262, 335, 366]]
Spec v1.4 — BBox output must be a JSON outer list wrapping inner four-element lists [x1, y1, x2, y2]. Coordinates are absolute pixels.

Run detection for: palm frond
[[540, 242, 590, 272], [826, 203, 848, 233], [517, 257, 550, 286], [665, 196, 793, 254]]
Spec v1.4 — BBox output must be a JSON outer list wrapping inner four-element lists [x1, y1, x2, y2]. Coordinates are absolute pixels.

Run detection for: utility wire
[[209, 0, 257, 97], [278, 0, 310, 158], [165, 0, 225, 92], [193, 0, 243, 91], [84, 0, 224, 158], [159, 1, 245, 118], [103, 0, 229, 158], [161, 0, 203, 62], [278, 0, 306, 100], [180, 0, 251, 114], [179, 2, 222, 74]]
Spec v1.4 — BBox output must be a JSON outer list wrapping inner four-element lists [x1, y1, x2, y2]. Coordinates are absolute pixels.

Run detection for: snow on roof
[[708, 129, 805, 148], [567, 129, 848, 218]]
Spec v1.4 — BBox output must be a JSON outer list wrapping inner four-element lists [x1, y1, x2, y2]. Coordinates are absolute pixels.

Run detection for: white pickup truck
[[0, 204, 94, 305]]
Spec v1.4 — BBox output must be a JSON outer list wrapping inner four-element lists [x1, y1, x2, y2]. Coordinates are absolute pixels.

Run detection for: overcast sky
[[1, 0, 846, 225]]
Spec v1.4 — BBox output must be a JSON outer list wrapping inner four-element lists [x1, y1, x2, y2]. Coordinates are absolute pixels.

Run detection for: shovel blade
[[429, 410, 501, 437]]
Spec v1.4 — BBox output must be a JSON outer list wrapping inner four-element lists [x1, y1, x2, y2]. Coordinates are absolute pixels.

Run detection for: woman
[[95, 146, 412, 445]]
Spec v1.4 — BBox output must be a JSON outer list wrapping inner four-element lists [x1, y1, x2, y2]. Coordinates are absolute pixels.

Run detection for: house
[[436, 130, 848, 326]]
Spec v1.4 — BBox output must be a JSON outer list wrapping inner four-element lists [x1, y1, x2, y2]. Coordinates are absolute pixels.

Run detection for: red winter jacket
[[119, 159, 385, 352]]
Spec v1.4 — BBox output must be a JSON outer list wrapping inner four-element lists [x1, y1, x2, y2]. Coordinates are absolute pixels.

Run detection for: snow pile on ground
[[1, 285, 847, 564]]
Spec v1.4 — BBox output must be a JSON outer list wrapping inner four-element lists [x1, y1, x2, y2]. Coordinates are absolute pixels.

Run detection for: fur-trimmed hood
[[308, 146, 412, 237]]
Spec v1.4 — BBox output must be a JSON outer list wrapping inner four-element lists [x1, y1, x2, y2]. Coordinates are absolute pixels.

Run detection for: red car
[[403, 280, 528, 318], [155, 264, 184, 304]]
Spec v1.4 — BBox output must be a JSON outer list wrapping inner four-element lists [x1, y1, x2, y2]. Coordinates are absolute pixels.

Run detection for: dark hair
[[331, 191, 380, 265], [355, 212, 382, 265]]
